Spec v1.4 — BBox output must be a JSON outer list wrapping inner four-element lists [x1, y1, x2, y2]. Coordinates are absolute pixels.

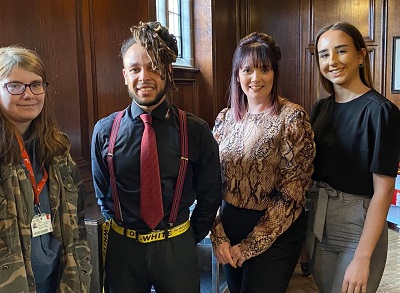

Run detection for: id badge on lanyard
[[16, 135, 52, 237]]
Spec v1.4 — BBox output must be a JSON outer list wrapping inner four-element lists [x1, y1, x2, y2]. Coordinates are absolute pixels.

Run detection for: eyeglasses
[[1, 82, 49, 95]]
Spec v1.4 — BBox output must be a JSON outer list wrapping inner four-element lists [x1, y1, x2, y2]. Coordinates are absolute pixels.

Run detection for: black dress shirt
[[91, 99, 222, 242]]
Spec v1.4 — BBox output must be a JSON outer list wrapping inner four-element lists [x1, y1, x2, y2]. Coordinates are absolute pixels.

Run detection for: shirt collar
[[130, 98, 171, 121]]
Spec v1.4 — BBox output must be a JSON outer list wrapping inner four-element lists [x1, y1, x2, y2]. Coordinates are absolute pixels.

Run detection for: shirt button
[[29, 283, 34, 287], [26, 246, 30, 251], [3, 265, 9, 270]]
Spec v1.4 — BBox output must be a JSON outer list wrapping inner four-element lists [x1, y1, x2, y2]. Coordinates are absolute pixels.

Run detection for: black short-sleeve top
[[311, 89, 400, 196]]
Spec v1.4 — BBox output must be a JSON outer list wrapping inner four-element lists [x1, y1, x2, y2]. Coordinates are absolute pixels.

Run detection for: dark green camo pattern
[[0, 153, 92, 292]]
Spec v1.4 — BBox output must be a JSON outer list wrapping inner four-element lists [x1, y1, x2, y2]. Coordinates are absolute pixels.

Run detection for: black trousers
[[222, 204, 307, 293], [104, 226, 200, 293]]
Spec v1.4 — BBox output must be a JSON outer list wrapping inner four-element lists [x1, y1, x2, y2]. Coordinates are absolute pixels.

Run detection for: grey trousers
[[308, 183, 388, 293]]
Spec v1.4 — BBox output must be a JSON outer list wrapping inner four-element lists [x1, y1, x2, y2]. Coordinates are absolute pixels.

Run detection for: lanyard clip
[[34, 203, 42, 215]]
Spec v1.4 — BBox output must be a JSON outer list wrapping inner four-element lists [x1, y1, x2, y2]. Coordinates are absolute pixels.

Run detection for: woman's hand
[[341, 173, 394, 293], [341, 256, 370, 293], [230, 244, 246, 267], [214, 242, 237, 268]]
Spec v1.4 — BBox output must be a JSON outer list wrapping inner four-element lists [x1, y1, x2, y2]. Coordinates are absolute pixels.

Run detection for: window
[[156, 0, 194, 67]]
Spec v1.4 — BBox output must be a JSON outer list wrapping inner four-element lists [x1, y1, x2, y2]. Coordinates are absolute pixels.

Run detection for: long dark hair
[[0, 46, 69, 164], [314, 22, 373, 94], [228, 32, 282, 121]]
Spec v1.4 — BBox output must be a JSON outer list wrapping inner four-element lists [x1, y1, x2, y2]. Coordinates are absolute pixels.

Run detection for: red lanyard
[[16, 135, 48, 206]]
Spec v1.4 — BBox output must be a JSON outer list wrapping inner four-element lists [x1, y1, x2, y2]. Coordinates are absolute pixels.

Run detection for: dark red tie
[[139, 114, 164, 229]]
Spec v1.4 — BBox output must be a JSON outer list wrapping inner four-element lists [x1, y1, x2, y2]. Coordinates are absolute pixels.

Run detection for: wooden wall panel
[[237, 0, 392, 114], [191, 0, 238, 126], [240, 0, 303, 107], [0, 0, 84, 158], [173, 67, 200, 113], [306, 0, 385, 110], [212, 0, 239, 116], [313, 0, 372, 37], [386, 0, 400, 108], [193, 0, 214, 125], [0, 0, 157, 194], [1, 0, 398, 188], [90, 0, 156, 121], [2, 0, 399, 291]]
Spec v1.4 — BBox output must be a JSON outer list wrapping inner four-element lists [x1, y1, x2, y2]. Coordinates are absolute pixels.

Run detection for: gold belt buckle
[[125, 228, 137, 239]]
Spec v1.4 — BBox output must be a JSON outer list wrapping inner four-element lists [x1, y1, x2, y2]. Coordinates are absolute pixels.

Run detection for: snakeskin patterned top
[[210, 99, 315, 260]]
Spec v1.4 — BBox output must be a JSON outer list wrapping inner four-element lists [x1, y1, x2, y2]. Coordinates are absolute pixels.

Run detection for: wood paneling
[[239, 0, 304, 107], [386, 0, 400, 108], [188, 0, 239, 126], [313, 0, 372, 38], [2, 1, 399, 187], [0, 0, 84, 158], [173, 67, 200, 113], [193, 0, 214, 125], [90, 0, 155, 121], [234, 0, 399, 114], [0, 2, 156, 291], [305, 0, 385, 109], [2, 1, 400, 292], [212, 0, 239, 117]]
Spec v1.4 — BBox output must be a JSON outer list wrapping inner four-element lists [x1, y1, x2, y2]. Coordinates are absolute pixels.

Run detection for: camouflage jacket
[[0, 153, 92, 292]]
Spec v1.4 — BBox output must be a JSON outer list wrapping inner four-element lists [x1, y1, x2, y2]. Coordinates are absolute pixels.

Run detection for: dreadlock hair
[[0, 46, 69, 165], [121, 21, 179, 100]]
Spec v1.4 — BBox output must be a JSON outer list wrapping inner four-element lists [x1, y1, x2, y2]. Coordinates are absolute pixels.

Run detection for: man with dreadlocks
[[91, 21, 222, 292]]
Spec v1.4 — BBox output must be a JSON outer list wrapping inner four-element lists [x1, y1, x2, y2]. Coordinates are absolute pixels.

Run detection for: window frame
[[156, 0, 194, 68]]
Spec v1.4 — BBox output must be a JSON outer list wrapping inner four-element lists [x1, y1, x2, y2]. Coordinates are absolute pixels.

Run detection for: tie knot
[[140, 113, 152, 124]]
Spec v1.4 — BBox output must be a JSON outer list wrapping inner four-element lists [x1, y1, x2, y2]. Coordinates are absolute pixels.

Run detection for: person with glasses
[[0, 46, 92, 293], [2, 81, 49, 95]]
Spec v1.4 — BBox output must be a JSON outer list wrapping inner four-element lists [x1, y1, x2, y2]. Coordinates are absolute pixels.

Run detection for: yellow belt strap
[[101, 220, 111, 291]]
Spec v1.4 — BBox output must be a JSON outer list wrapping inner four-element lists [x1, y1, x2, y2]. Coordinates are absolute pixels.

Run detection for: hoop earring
[[359, 62, 364, 68]]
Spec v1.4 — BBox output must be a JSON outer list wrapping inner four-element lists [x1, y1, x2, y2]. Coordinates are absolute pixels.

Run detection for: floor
[[286, 227, 400, 293]]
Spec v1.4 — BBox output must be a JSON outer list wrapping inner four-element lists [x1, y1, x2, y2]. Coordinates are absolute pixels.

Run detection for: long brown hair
[[228, 32, 282, 121], [314, 22, 374, 94], [0, 46, 69, 164]]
